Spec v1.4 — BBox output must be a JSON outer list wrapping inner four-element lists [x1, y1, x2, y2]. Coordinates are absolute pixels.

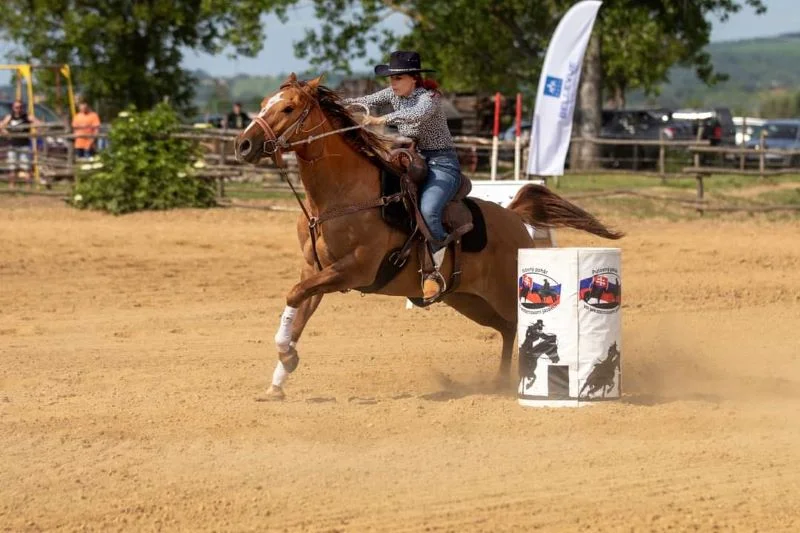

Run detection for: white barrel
[[517, 248, 622, 407]]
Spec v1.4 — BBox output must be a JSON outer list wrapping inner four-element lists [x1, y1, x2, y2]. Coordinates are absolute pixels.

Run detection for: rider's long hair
[[413, 75, 440, 95], [314, 84, 393, 162]]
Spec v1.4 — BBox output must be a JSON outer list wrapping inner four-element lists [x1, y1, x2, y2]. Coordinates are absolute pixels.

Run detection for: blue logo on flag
[[543, 76, 562, 98]]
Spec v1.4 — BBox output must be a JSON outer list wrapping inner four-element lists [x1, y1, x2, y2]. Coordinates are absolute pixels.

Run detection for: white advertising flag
[[527, 0, 602, 177]]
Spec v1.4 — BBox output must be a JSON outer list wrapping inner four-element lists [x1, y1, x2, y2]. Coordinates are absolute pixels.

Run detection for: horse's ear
[[306, 74, 325, 92], [287, 72, 298, 84]]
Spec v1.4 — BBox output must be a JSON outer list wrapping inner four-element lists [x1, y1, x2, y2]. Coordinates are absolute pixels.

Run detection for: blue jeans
[[419, 148, 462, 249]]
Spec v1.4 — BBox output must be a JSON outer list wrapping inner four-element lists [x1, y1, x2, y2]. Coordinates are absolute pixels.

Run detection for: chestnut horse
[[235, 74, 622, 400]]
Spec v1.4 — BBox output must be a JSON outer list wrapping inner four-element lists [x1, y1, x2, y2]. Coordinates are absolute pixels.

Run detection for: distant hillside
[[628, 33, 800, 113], [196, 34, 800, 115], [189, 69, 363, 113]]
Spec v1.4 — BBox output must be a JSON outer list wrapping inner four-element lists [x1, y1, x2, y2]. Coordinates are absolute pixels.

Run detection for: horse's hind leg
[[442, 293, 516, 386]]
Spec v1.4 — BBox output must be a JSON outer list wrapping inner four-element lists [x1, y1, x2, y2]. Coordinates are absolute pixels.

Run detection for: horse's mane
[[284, 80, 394, 165]]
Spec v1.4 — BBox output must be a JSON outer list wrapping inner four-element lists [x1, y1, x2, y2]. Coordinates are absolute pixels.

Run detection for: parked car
[[499, 108, 691, 170], [744, 119, 800, 167], [670, 108, 736, 165], [733, 116, 766, 145], [671, 108, 736, 145], [598, 109, 695, 168]]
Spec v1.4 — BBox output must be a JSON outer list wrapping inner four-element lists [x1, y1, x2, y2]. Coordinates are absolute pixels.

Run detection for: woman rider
[[343, 50, 462, 302]]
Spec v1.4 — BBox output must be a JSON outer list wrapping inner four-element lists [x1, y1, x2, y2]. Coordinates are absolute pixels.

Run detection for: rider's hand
[[362, 115, 386, 126]]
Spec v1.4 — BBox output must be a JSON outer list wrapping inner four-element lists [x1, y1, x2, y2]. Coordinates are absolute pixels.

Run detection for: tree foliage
[[291, 0, 766, 104], [71, 103, 216, 215], [0, 0, 293, 116]]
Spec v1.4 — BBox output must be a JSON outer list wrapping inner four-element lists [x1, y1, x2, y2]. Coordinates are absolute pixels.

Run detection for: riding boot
[[422, 246, 447, 302]]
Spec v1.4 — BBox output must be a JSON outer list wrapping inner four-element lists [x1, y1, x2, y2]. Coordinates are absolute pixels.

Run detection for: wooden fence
[[2, 127, 800, 214]]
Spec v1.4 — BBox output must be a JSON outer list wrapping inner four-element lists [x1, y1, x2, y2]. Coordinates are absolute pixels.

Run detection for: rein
[[283, 174, 403, 271], [251, 102, 371, 162], [264, 101, 403, 271]]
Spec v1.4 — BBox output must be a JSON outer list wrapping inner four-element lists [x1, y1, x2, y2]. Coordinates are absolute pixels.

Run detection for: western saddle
[[351, 141, 476, 305]]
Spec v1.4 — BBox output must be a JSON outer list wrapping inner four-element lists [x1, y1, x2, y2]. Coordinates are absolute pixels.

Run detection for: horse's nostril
[[239, 139, 252, 156]]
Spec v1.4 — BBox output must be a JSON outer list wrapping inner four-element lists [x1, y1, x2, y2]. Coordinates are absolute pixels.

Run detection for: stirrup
[[422, 270, 447, 304]]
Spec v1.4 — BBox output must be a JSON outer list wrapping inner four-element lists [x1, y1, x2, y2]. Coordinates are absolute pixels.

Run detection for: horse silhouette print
[[579, 342, 621, 398], [518, 320, 560, 389]]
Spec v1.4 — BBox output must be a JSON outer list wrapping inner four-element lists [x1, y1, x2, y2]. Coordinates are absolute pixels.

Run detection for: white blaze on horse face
[[262, 92, 285, 115], [242, 91, 285, 135]]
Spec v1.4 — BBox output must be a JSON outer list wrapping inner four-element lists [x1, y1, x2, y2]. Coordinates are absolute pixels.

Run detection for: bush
[[71, 103, 216, 214]]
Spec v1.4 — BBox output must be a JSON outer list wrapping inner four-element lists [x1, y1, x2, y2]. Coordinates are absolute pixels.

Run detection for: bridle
[[247, 94, 315, 168], [243, 92, 405, 276], [245, 87, 370, 168]]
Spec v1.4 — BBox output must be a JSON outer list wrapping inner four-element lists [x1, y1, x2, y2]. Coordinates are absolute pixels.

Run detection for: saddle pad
[[378, 168, 488, 254], [461, 198, 487, 254]]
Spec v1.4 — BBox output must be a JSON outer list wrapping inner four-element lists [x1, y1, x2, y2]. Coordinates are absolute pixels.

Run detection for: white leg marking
[[272, 360, 290, 387], [274, 305, 298, 353]]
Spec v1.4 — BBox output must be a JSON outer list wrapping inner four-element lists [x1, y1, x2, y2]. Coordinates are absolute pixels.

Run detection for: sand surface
[[2, 196, 799, 532]]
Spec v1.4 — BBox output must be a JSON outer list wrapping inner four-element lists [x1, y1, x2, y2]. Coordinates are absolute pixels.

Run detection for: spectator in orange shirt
[[72, 100, 101, 158]]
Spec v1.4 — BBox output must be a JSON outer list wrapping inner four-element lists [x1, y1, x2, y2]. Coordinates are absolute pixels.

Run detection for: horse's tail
[[507, 184, 624, 240]]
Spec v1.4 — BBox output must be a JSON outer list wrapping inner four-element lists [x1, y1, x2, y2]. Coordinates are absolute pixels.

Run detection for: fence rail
[[2, 128, 799, 214]]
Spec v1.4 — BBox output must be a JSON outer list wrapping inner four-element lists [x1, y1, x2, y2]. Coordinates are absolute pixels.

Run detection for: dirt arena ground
[[2, 196, 799, 532]]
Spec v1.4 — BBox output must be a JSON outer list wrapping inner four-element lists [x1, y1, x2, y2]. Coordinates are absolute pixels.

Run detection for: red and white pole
[[490, 92, 501, 181], [514, 93, 522, 180]]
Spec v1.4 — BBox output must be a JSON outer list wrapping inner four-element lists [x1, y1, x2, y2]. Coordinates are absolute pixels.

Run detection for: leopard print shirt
[[343, 87, 454, 151]]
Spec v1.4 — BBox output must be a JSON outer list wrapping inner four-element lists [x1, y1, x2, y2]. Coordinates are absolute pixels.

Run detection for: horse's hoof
[[255, 385, 286, 402], [279, 348, 300, 373]]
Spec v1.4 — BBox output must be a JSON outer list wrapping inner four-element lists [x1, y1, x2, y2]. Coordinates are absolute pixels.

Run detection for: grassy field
[[552, 172, 800, 220], [551, 172, 800, 192], [3, 171, 799, 220]]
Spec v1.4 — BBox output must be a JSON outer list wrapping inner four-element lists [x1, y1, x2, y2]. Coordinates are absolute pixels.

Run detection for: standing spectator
[[71, 99, 101, 159], [0, 100, 40, 188], [225, 102, 250, 130]]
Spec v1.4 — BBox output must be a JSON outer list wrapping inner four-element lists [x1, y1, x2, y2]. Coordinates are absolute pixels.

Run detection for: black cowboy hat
[[374, 51, 436, 77]]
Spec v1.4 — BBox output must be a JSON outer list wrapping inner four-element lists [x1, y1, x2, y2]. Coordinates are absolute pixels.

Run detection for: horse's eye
[[283, 106, 294, 114]]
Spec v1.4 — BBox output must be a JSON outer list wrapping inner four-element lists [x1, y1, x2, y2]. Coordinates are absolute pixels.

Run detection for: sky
[[181, 0, 800, 77], [1, 0, 797, 85]]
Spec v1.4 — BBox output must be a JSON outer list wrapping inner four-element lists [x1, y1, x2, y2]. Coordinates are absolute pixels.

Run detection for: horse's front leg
[[259, 257, 360, 401], [259, 279, 322, 401]]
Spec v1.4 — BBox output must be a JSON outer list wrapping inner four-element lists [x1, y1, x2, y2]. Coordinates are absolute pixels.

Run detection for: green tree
[[288, 0, 766, 167], [291, 1, 764, 99], [600, 0, 767, 108], [0, 0, 293, 116], [72, 103, 216, 214]]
